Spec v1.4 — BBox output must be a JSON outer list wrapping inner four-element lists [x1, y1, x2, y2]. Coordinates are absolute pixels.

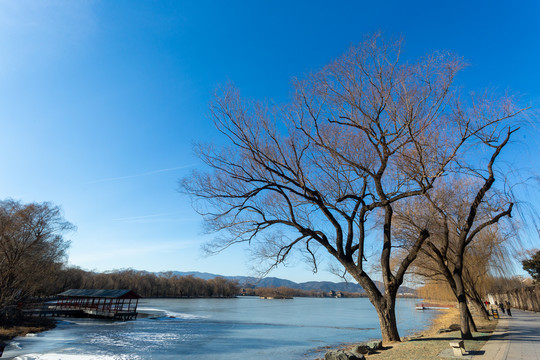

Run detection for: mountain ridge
[[159, 271, 416, 294]]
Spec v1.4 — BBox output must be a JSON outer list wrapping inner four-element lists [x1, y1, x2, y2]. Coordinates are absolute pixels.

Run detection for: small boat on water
[[415, 302, 452, 310], [259, 296, 293, 299]]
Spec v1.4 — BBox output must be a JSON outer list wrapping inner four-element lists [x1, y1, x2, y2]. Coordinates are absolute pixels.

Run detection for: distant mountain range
[[159, 271, 416, 295]]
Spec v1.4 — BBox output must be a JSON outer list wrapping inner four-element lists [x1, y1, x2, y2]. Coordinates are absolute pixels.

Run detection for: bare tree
[[461, 228, 516, 321], [0, 200, 74, 321], [393, 132, 519, 339], [181, 34, 525, 342]]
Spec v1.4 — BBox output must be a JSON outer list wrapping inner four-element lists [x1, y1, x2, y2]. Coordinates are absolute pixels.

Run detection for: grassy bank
[[366, 305, 497, 359], [315, 304, 498, 360], [0, 317, 56, 343]]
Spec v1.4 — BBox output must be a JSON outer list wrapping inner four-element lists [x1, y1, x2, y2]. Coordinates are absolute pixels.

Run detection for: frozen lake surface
[[3, 297, 436, 359]]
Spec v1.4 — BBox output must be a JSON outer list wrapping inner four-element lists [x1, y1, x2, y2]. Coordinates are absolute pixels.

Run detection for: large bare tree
[[181, 35, 524, 342], [0, 199, 73, 322]]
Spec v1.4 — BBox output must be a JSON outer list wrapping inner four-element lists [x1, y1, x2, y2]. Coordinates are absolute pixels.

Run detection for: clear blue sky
[[0, 1, 538, 282]]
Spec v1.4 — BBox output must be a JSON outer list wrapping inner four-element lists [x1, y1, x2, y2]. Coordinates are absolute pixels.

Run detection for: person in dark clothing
[[505, 301, 512, 316], [499, 302, 506, 314]]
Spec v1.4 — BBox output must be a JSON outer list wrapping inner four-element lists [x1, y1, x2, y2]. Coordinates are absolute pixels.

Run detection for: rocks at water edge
[[350, 344, 370, 355], [351, 340, 382, 354], [324, 350, 365, 360], [366, 341, 382, 352], [325, 340, 382, 359]]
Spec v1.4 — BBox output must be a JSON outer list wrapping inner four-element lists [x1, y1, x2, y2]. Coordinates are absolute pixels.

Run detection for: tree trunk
[[457, 294, 473, 339], [453, 271, 473, 339], [466, 305, 477, 332], [356, 271, 402, 344], [374, 295, 401, 343]]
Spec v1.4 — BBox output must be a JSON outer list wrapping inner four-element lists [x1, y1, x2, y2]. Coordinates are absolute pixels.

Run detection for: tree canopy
[[181, 34, 527, 342], [0, 199, 74, 323]]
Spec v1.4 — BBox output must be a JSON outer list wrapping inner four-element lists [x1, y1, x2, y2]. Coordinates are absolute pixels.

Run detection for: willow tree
[[461, 228, 516, 321], [181, 35, 523, 343], [393, 143, 518, 339]]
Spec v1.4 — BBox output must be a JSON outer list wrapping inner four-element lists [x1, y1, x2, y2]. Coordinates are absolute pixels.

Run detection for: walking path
[[477, 309, 540, 359]]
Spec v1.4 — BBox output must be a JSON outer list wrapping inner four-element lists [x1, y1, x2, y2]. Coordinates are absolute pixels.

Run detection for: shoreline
[[0, 317, 56, 345], [311, 301, 457, 359], [365, 314, 497, 360], [318, 302, 498, 360], [414, 301, 460, 338]]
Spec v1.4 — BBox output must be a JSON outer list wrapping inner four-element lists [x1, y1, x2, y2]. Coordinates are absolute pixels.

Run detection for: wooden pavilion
[[55, 289, 141, 320]]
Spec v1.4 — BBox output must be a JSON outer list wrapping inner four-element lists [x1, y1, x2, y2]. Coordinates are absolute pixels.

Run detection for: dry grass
[[421, 305, 461, 337], [312, 304, 498, 360], [364, 306, 498, 360], [0, 317, 56, 343]]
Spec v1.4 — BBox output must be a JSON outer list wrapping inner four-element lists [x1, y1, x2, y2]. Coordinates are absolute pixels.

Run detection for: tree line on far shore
[[49, 267, 372, 300], [244, 285, 366, 298], [56, 268, 240, 298]]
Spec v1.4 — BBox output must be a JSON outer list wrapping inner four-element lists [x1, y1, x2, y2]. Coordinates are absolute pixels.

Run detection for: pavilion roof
[[58, 289, 142, 299]]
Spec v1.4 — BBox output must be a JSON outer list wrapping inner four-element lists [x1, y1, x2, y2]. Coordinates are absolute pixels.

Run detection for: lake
[[3, 297, 436, 359]]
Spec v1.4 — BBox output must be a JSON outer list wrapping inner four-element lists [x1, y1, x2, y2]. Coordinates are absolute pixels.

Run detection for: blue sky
[[0, 1, 538, 282]]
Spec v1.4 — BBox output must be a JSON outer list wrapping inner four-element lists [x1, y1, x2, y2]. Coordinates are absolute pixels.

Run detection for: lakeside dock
[[23, 289, 141, 320]]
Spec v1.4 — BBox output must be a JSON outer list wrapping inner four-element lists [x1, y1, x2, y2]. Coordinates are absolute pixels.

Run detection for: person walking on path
[[505, 301, 512, 316], [498, 302, 505, 314]]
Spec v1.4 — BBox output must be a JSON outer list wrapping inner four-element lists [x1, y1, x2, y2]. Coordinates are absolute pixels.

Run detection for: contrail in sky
[[85, 165, 194, 184], [111, 212, 198, 223]]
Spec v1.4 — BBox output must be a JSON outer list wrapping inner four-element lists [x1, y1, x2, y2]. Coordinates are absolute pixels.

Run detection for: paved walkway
[[477, 309, 540, 359]]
